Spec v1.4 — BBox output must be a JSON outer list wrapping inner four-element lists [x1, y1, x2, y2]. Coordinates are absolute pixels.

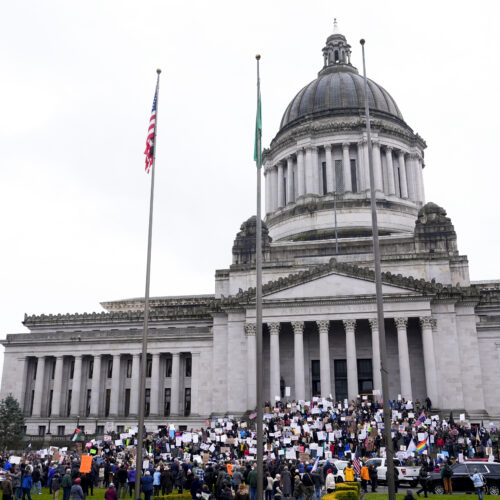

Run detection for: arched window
[[334, 50, 339, 62]]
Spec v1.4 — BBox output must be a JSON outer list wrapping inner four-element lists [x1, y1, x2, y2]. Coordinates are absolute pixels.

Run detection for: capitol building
[[3, 25, 500, 436]]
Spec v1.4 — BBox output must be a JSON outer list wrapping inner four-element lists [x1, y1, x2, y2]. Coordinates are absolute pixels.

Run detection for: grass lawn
[[364, 495, 500, 500], [33, 489, 191, 500]]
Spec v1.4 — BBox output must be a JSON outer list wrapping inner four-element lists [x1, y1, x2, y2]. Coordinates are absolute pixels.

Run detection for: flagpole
[[135, 68, 161, 500], [255, 54, 264, 500], [359, 39, 396, 500]]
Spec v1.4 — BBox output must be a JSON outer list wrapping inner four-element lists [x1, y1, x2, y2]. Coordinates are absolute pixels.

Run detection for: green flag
[[253, 88, 262, 164]]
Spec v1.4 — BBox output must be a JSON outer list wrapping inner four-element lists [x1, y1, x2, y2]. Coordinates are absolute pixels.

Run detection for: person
[[219, 481, 233, 500], [272, 475, 282, 500], [416, 467, 428, 497], [247, 465, 258, 500], [153, 468, 161, 498], [368, 464, 377, 493], [403, 490, 416, 500], [441, 461, 453, 495], [324, 469, 335, 494], [51, 472, 62, 500], [9, 468, 22, 500], [115, 466, 128, 500], [127, 468, 135, 498], [301, 468, 314, 500], [470, 468, 485, 500], [2, 473, 13, 500], [360, 463, 369, 493], [70, 478, 84, 500], [344, 463, 355, 483], [293, 475, 305, 500], [265, 473, 273, 500], [394, 466, 400, 493], [311, 467, 323, 500], [141, 471, 154, 500], [105, 484, 117, 500], [280, 467, 292, 498], [31, 467, 41, 496], [21, 467, 32, 500], [61, 469, 72, 500], [190, 473, 203, 500]]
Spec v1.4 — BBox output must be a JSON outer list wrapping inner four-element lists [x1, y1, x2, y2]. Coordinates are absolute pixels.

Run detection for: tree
[[0, 395, 25, 451]]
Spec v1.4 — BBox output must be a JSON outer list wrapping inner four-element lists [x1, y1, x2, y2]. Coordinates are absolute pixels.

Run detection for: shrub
[[165, 494, 192, 500], [333, 491, 358, 500], [335, 483, 357, 492], [321, 494, 336, 500], [343, 482, 360, 492]]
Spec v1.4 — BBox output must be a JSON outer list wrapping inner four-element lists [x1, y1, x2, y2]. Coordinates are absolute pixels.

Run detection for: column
[[363, 141, 371, 192], [70, 355, 82, 416], [305, 147, 314, 194], [316, 320, 332, 398], [291, 322, 305, 401], [368, 319, 382, 395], [51, 356, 64, 417], [416, 157, 425, 204], [286, 156, 294, 204], [90, 355, 101, 416], [297, 148, 305, 197], [311, 146, 320, 194], [372, 141, 383, 193], [190, 352, 200, 415], [385, 147, 396, 195], [398, 151, 408, 199], [245, 324, 257, 409], [32, 356, 46, 417], [264, 167, 271, 214], [406, 154, 418, 202], [277, 162, 285, 208], [109, 354, 121, 416], [149, 353, 160, 415], [271, 166, 278, 211], [420, 317, 438, 406], [170, 353, 180, 415], [324, 145, 334, 193], [395, 317, 412, 400], [129, 354, 140, 415], [356, 141, 365, 192], [343, 320, 358, 401], [268, 322, 281, 401], [342, 143, 352, 193]]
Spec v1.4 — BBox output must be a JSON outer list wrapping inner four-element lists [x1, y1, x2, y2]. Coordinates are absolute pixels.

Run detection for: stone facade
[[2, 25, 500, 435]]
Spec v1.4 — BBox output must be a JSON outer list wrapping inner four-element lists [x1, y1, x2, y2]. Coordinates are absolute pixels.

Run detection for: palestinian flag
[[72, 428, 82, 442]]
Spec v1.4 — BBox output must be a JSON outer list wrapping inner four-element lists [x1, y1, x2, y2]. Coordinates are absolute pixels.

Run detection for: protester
[[21, 467, 32, 500], [61, 469, 72, 500], [403, 489, 416, 500], [141, 471, 153, 500], [70, 478, 84, 500], [470, 468, 485, 500], [51, 472, 61, 500], [441, 461, 453, 494], [360, 463, 369, 493], [416, 467, 428, 497], [104, 484, 117, 500], [324, 469, 335, 494], [2, 473, 13, 500]]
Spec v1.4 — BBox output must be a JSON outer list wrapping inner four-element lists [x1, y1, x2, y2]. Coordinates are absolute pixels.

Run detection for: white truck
[[365, 458, 421, 486]]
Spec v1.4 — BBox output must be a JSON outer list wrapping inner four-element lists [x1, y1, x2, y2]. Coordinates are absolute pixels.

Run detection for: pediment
[[263, 271, 417, 300]]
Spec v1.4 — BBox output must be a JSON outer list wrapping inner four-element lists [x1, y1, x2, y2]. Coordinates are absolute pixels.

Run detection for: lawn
[[27, 489, 191, 500], [364, 495, 500, 500]]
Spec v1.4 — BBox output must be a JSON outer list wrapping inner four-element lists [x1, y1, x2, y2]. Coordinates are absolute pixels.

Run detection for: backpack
[[443, 466, 453, 478], [302, 473, 313, 487]]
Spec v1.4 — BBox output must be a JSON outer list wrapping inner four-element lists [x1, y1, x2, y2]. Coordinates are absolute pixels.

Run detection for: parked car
[[427, 461, 500, 495], [364, 458, 421, 486]]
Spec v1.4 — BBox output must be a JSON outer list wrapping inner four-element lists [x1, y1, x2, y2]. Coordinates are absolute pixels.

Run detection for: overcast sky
[[1, 0, 500, 368]]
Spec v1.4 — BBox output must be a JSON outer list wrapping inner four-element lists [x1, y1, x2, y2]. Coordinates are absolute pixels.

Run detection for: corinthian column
[[286, 156, 294, 204], [372, 141, 383, 193], [90, 355, 101, 416], [277, 162, 285, 208], [51, 356, 64, 417], [109, 354, 121, 416], [368, 319, 382, 395], [324, 145, 334, 193], [342, 143, 352, 193], [311, 146, 320, 194], [32, 357, 46, 417], [395, 317, 412, 400], [297, 149, 305, 197], [149, 353, 160, 415], [305, 147, 314, 194], [245, 324, 257, 409], [170, 353, 180, 415], [291, 321, 305, 401], [343, 320, 358, 401], [385, 147, 396, 195], [268, 322, 281, 401], [70, 355, 82, 416], [420, 317, 438, 406], [398, 151, 408, 199], [316, 320, 331, 398]]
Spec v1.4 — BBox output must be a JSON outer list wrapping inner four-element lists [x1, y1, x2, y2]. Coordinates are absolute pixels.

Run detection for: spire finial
[[333, 18, 339, 34]]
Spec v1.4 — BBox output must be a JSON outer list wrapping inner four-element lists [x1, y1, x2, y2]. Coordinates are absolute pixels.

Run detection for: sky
[[1, 0, 500, 369]]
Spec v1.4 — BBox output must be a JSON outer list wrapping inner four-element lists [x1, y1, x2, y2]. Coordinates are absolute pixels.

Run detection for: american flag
[[144, 77, 159, 173], [353, 447, 361, 475]]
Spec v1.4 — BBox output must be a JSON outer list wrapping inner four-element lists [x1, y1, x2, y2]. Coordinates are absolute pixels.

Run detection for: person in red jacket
[[105, 484, 117, 500]]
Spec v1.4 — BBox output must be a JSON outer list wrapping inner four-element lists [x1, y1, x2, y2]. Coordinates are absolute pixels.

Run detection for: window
[[29, 390, 35, 417], [57, 425, 65, 436], [96, 425, 104, 435], [350, 159, 358, 193], [124, 389, 131, 417], [165, 358, 172, 378], [126, 359, 132, 378], [395, 166, 401, 197], [79, 425, 85, 433], [66, 390, 72, 417], [311, 360, 321, 396], [184, 388, 191, 416], [283, 176, 287, 205], [38, 425, 46, 437], [164, 388, 171, 417], [117, 425, 125, 434], [322, 162, 328, 195], [452, 464, 467, 474], [145, 389, 150, 417], [105, 389, 111, 417], [69, 359, 75, 379], [357, 359, 373, 394], [335, 160, 344, 193], [88, 359, 94, 379], [334, 360, 347, 402], [185, 357, 192, 378], [48, 390, 53, 417], [85, 389, 91, 417], [51, 360, 56, 379], [107, 359, 113, 378], [146, 357, 152, 378]]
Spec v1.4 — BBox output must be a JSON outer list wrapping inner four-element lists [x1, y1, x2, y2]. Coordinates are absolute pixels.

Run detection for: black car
[[427, 462, 500, 495]]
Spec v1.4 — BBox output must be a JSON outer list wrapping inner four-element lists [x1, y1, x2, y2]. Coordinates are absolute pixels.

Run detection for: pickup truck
[[365, 458, 421, 486]]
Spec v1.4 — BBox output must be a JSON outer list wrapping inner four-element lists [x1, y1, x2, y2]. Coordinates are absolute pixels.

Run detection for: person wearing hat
[[61, 469, 72, 500], [470, 468, 485, 500], [70, 478, 84, 500], [325, 469, 335, 494], [105, 484, 117, 500], [403, 490, 416, 500]]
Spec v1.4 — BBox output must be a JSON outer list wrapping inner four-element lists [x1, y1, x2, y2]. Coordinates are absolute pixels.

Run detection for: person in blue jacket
[[21, 468, 33, 500], [141, 471, 154, 500]]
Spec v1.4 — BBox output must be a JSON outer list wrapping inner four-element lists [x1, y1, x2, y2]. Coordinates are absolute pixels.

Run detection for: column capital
[[324, 144, 332, 152], [372, 140, 380, 148], [419, 316, 433, 329], [368, 318, 378, 330], [268, 322, 280, 335], [291, 321, 304, 334], [316, 320, 329, 334], [398, 149, 406, 158], [172, 352, 181, 357], [277, 161, 284, 169], [394, 317, 408, 329], [74, 354, 83, 360], [342, 142, 350, 149], [357, 140, 366, 147], [152, 352, 160, 359], [244, 323, 256, 336], [385, 146, 393, 153], [132, 353, 141, 358], [343, 319, 356, 332], [431, 318, 438, 331], [287, 155, 294, 162]]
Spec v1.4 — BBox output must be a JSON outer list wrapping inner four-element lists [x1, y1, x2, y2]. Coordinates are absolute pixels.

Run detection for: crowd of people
[[0, 397, 496, 500]]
